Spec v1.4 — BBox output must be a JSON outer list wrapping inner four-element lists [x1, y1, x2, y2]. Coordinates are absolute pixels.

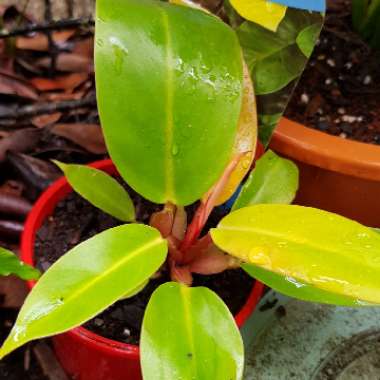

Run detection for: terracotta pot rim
[[272, 118, 380, 181], [21, 159, 264, 358]]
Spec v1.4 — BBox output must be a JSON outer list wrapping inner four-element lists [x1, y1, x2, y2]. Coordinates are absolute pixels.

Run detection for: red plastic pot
[[21, 159, 264, 380], [271, 118, 380, 227]]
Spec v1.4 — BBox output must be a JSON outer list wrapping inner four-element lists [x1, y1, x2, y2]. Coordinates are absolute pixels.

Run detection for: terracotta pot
[[21, 159, 264, 380], [270, 118, 380, 227]]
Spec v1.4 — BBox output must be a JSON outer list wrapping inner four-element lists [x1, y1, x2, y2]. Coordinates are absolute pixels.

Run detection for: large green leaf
[[54, 162, 135, 222], [232, 150, 298, 210], [242, 264, 376, 307], [96, 0, 243, 206], [0, 224, 167, 358], [141, 282, 244, 380], [0, 247, 40, 281], [211, 205, 380, 305]]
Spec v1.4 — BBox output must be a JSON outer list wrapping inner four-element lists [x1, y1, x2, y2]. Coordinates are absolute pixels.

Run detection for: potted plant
[[271, 0, 380, 227], [4, 1, 380, 380]]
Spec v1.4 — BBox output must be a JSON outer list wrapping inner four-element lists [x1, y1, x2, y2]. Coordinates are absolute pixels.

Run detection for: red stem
[[179, 141, 265, 254]]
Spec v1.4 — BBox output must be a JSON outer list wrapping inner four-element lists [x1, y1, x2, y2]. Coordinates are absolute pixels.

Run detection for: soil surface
[[35, 184, 254, 345], [285, 0, 380, 145], [0, 309, 47, 380]]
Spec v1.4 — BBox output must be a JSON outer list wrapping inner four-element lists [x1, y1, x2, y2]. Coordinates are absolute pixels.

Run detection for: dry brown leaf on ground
[[16, 30, 76, 52], [41, 91, 85, 101], [33, 342, 70, 380], [51, 123, 106, 154], [0, 190, 32, 217], [0, 276, 29, 308], [32, 112, 62, 128], [36, 53, 93, 73], [0, 128, 41, 162], [6, 152, 61, 191], [72, 37, 94, 58], [0, 180, 24, 197], [30, 72, 89, 91], [0, 70, 38, 99]]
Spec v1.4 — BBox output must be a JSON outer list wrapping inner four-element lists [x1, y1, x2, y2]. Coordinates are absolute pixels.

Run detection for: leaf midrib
[[216, 225, 380, 266], [160, 6, 175, 202], [180, 285, 198, 378], [22, 237, 164, 324]]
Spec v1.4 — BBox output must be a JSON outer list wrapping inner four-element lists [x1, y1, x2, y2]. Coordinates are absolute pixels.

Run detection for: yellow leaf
[[211, 205, 380, 305], [215, 63, 258, 205], [230, 0, 287, 32]]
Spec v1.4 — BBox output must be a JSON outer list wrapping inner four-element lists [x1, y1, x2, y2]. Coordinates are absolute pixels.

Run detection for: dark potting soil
[[0, 309, 48, 380], [285, 0, 380, 144], [35, 184, 254, 346]]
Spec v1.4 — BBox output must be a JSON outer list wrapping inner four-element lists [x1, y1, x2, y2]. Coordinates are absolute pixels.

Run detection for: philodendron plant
[[2, 0, 380, 379]]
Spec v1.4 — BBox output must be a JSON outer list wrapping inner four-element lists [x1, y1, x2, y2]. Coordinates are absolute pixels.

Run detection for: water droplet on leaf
[[109, 36, 129, 75], [171, 144, 179, 156]]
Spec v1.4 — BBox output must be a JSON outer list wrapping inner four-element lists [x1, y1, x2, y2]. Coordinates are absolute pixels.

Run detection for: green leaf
[[211, 204, 380, 305], [0, 247, 40, 281], [242, 264, 376, 307], [296, 23, 321, 57], [0, 224, 167, 358], [54, 162, 135, 222], [233, 150, 298, 210], [120, 279, 149, 301], [230, 0, 287, 32], [352, 0, 368, 31], [237, 9, 322, 95], [96, 0, 243, 206], [258, 113, 282, 146], [235, 8, 324, 146], [254, 43, 306, 95], [141, 282, 244, 380]]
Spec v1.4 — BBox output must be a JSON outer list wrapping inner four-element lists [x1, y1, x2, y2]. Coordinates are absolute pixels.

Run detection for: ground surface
[[245, 295, 380, 380], [2, 0, 94, 21]]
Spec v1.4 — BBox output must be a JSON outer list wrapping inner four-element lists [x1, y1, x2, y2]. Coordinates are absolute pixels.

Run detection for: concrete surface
[[244, 292, 380, 379]]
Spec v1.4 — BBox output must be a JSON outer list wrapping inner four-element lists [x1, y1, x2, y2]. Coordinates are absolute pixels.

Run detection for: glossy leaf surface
[[243, 264, 376, 307], [211, 205, 380, 304], [0, 247, 40, 280], [233, 150, 298, 210], [54, 162, 135, 222], [0, 224, 167, 358], [96, 0, 243, 205], [236, 8, 324, 145], [237, 10, 322, 95], [296, 23, 321, 57], [141, 282, 244, 380], [169, 0, 206, 11], [230, 0, 287, 32], [215, 64, 257, 206]]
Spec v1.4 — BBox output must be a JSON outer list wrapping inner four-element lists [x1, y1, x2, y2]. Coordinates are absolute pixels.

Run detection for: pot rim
[[271, 118, 380, 181], [21, 159, 264, 358]]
